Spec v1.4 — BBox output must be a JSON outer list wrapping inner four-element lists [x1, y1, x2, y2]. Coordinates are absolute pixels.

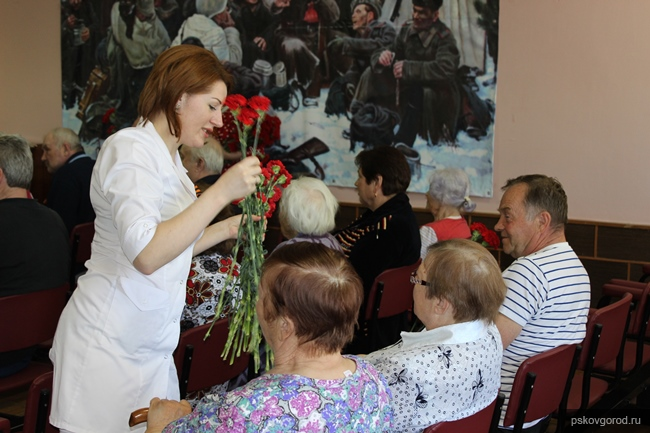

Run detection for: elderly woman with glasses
[[365, 238, 506, 432]]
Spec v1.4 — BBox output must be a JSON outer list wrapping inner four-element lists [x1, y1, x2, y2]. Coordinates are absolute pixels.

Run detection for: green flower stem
[[251, 111, 265, 156], [204, 101, 283, 374]]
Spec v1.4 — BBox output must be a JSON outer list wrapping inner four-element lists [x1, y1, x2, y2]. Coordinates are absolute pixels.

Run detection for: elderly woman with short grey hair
[[275, 176, 342, 253], [419, 168, 476, 258]]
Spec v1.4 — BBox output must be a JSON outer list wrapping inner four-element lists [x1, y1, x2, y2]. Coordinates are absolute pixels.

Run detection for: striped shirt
[[499, 242, 591, 427]]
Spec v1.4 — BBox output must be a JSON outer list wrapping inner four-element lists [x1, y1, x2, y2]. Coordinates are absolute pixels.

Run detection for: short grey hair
[[0, 134, 33, 189], [502, 174, 568, 229], [279, 177, 339, 238], [427, 168, 476, 212], [47, 127, 82, 152], [184, 138, 224, 174]]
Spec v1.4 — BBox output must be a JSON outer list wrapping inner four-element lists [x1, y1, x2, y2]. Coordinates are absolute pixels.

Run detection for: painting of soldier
[[62, 0, 498, 195]]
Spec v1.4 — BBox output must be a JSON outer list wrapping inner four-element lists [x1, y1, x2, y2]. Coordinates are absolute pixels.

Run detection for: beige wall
[[2, 0, 649, 225]]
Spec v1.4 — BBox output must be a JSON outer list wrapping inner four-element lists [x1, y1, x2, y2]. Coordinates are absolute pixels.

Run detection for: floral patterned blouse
[[163, 355, 394, 432], [181, 250, 241, 331]]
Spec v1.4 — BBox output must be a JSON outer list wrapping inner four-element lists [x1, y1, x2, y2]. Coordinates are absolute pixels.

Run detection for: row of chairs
[[0, 222, 95, 430], [0, 317, 250, 433], [8, 246, 648, 432], [0, 338, 572, 433]]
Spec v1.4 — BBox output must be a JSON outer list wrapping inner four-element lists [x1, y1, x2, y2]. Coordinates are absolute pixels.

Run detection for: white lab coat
[[50, 122, 198, 433]]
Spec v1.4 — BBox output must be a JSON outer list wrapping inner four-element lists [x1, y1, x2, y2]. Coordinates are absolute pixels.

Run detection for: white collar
[[401, 320, 489, 348]]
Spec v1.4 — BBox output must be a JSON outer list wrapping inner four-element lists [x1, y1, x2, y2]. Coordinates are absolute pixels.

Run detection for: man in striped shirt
[[494, 174, 591, 432]]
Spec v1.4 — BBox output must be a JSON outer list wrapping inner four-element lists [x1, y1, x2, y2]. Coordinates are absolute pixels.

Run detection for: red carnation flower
[[224, 94, 246, 111], [237, 107, 258, 126], [248, 95, 271, 112], [265, 201, 276, 219], [485, 230, 501, 249]]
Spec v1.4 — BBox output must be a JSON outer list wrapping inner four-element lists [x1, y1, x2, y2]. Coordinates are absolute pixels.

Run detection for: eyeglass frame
[[410, 270, 429, 287]]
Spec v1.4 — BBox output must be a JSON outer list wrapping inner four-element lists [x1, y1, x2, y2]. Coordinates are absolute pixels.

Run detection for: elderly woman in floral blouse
[[365, 238, 506, 432], [144, 242, 394, 432]]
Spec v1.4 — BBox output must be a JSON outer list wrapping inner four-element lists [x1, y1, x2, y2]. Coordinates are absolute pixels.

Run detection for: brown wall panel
[[581, 259, 630, 307], [598, 226, 650, 262], [415, 210, 432, 227], [335, 205, 358, 231], [469, 215, 500, 232], [565, 224, 596, 257]]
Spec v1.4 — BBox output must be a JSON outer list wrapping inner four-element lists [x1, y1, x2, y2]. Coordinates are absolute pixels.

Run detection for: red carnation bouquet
[[470, 222, 501, 249], [215, 97, 281, 165], [207, 95, 291, 371]]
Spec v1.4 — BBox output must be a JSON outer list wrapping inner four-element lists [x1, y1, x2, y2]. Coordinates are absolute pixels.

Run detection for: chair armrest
[[608, 279, 647, 290]]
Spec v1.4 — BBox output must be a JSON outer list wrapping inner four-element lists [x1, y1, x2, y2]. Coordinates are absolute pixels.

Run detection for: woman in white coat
[[49, 45, 262, 433]]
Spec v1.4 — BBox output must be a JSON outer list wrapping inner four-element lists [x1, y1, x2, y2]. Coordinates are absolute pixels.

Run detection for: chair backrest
[[364, 259, 421, 322], [423, 393, 504, 433], [568, 293, 632, 414], [583, 292, 632, 371], [0, 283, 69, 352], [69, 222, 94, 265], [0, 417, 9, 433], [22, 371, 59, 433], [174, 319, 250, 397], [502, 344, 579, 432], [601, 282, 650, 336]]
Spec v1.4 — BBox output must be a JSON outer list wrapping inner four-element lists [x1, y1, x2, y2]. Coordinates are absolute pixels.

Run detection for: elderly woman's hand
[[223, 214, 266, 240], [144, 398, 192, 433]]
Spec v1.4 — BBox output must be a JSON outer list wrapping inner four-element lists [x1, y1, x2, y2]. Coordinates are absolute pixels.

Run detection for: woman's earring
[[175, 103, 181, 112]]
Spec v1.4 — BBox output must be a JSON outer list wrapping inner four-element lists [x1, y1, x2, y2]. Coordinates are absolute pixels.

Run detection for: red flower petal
[[248, 95, 271, 112], [225, 94, 246, 110]]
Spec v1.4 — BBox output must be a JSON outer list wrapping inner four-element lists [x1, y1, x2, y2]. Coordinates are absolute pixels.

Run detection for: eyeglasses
[[410, 270, 429, 287]]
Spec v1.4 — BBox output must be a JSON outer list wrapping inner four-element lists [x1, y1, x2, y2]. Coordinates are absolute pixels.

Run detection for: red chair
[[502, 344, 581, 433], [596, 283, 650, 376], [68, 222, 94, 290], [0, 372, 59, 433], [563, 293, 632, 418], [128, 318, 252, 427], [174, 318, 250, 398], [0, 283, 69, 395], [361, 259, 421, 353], [423, 393, 504, 433]]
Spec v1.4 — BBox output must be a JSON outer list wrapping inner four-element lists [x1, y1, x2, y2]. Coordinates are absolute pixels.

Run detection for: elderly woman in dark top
[[336, 146, 420, 295], [335, 146, 420, 349]]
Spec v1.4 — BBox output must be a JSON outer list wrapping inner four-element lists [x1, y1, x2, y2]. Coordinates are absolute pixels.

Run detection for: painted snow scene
[[62, 0, 498, 196]]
